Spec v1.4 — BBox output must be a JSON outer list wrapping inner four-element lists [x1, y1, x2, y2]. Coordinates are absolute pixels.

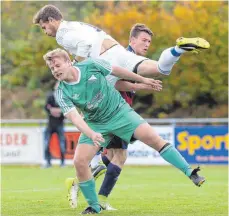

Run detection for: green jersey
[[55, 58, 126, 122]]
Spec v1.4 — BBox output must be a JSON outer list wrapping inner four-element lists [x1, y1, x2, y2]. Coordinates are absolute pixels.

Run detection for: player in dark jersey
[[98, 24, 155, 210]]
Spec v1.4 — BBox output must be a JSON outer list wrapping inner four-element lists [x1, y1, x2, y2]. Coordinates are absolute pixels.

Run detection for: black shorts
[[106, 135, 137, 149]]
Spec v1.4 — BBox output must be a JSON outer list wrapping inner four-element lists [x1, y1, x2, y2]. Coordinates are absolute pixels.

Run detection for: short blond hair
[[43, 48, 71, 65]]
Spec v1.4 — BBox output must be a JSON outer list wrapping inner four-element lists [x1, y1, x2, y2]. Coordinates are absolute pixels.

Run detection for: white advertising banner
[[126, 126, 174, 165], [1, 127, 43, 164], [0, 125, 174, 165]]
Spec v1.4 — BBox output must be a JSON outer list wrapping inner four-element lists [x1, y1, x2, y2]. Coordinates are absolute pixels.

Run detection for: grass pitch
[[1, 165, 228, 216]]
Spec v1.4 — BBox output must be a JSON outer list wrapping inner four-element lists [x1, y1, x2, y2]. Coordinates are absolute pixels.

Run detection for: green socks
[[79, 178, 101, 213], [160, 143, 192, 177]]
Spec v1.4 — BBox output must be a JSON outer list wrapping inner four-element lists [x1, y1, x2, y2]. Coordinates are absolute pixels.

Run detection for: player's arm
[[93, 58, 162, 91], [112, 66, 163, 91], [115, 80, 157, 92], [65, 108, 104, 146], [65, 108, 95, 139], [54, 88, 104, 146]]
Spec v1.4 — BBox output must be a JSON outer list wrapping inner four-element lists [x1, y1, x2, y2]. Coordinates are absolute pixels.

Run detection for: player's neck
[[55, 20, 62, 31], [65, 67, 79, 83], [128, 44, 136, 53]]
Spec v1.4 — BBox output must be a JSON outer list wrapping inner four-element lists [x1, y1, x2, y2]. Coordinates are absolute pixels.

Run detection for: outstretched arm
[[115, 80, 161, 92], [112, 66, 163, 91], [65, 109, 104, 146]]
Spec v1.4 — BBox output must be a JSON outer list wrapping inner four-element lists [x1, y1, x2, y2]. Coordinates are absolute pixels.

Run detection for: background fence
[[1, 118, 228, 165]]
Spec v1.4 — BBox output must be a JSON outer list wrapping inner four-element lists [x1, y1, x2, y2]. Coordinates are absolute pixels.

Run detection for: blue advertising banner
[[175, 126, 228, 164]]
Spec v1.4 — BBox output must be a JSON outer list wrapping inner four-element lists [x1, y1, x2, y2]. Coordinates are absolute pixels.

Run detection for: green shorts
[[78, 104, 146, 148]]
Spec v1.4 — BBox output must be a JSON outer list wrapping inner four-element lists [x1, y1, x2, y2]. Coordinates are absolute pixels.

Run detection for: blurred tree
[[1, 1, 228, 118], [86, 1, 228, 118], [1, 1, 97, 118]]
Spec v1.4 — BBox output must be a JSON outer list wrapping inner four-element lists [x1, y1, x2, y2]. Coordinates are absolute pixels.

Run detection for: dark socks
[[98, 163, 121, 197], [102, 155, 110, 167]]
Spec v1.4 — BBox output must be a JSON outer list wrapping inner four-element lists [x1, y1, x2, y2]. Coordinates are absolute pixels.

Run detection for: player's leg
[[65, 140, 102, 209], [74, 142, 102, 214], [100, 38, 209, 79], [101, 148, 113, 166], [133, 123, 205, 186], [112, 105, 205, 187], [98, 139, 127, 210], [136, 37, 210, 77], [73, 127, 113, 214]]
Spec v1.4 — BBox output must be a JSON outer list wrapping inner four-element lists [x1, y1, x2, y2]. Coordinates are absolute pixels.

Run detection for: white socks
[[174, 45, 187, 54], [157, 46, 186, 75]]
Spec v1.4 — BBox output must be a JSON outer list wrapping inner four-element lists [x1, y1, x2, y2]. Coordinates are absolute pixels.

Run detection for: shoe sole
[[176, 37, 210, 49], [197, 179, 206, 187], [94, 168, 106, 181]]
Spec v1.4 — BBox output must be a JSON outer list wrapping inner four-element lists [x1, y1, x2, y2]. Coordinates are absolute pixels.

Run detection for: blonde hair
[[43, 48, 71, 65]]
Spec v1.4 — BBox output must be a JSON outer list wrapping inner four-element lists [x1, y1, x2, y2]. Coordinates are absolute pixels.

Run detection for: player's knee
[[143, 134, 165, 151], [143, 134, 160, 145], [119, 155, 127, 165], [113, 149, 127, 165], [73, 155, 87, 171], [120, 150, 127, 164], [106, 149, 114, 161]]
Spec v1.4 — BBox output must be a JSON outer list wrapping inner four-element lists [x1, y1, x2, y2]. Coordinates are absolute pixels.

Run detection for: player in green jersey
[[43, 48, 205, 214]]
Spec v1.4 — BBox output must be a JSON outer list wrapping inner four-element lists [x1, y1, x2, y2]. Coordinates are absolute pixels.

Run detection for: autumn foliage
[[1, 1, 228, 118]]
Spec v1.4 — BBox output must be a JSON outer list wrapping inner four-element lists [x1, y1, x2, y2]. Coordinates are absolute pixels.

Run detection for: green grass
[[1, 165, 228, 216]]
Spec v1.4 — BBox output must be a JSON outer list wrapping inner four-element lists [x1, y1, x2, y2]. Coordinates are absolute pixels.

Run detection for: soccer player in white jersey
[[43, 48, 205, 214], [33, 5, 210, 83]]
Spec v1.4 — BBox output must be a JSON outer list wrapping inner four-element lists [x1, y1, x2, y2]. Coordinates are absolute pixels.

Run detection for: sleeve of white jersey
[[59, 29, 92, 58]]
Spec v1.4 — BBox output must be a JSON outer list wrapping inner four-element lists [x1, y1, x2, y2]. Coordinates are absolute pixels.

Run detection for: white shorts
[[98, 45, 147, 86]]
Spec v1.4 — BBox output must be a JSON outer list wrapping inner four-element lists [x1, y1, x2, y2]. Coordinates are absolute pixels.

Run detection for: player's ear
[[130, 36, 137, 43], [48, 17, 54, 22]]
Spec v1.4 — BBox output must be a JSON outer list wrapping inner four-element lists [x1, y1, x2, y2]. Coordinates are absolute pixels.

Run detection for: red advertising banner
[[49, 131, 81, 159]]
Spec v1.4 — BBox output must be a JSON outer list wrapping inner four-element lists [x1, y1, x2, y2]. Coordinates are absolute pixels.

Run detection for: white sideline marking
[[1, 188, 64, 193]]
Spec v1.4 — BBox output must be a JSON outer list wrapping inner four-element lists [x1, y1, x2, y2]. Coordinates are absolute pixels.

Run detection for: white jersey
[[56, 21, 147, 86], [56, 21, 114, 58]]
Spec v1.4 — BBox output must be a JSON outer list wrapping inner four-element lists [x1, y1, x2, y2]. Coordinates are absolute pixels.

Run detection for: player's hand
[[90, 132, 105, 147], [135, 83, 161, 92], [142, 78, 163, 91]]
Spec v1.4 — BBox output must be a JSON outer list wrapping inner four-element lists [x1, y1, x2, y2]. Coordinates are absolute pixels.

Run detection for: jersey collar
[[126, 45, 135, 53], [63, 66, 81, 85]]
